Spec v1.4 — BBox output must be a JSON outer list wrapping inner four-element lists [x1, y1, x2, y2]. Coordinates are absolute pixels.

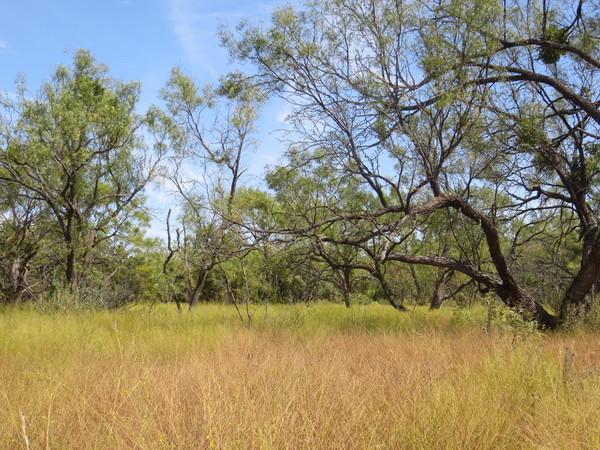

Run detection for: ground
[[1, 303, 600, 448]]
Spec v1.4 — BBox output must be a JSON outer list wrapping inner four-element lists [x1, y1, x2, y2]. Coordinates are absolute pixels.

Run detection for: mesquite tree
[[223, 0, 600, 328], [161, 68, 266, 309], [0, 50, 163, 294]]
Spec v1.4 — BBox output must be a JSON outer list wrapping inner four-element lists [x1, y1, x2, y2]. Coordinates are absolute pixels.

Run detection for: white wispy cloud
[[256, 152, 278, 164], [166, 1, 276, 79], [0, 40, 9, 49], [167, 0, 224, 78]]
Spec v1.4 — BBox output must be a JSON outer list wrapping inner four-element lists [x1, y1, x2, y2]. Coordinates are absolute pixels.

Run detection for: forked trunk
[[429, 269, 453, 310]]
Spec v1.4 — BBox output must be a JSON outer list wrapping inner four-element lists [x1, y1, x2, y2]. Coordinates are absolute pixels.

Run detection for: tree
[[161, 68, 266, 309], [266, 156, 410, 310], [223, 0, 600, 328], [0, 50, 163, 294], [0, 185, 50, 303]]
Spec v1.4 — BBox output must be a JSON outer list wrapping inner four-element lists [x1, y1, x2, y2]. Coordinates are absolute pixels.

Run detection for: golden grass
[[1, 304, 600, 448]]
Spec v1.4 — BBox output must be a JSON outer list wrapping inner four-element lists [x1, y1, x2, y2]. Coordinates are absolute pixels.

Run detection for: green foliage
[[0, 49, 160, 300], [484, 298, 540, 339], [1, 0, 599, 329], [539, 25, 569, 64], [516, 113, 550, 153]]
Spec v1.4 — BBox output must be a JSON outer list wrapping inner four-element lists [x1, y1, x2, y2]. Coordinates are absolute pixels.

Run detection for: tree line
[[1, 0, 599, 329]]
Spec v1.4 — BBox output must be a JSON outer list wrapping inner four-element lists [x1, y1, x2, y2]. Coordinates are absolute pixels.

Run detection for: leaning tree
[[223, 0, 600, 328]]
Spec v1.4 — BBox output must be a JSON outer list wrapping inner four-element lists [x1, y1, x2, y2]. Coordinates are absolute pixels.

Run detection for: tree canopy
[[0, 50, 163, 300], [221, 0, 600, 327]]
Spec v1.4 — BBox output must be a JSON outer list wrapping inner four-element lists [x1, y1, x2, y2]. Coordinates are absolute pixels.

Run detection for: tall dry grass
[[1, 304, 600, 448]]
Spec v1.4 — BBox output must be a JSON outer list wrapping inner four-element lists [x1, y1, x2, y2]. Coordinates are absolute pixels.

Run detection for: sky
[[0, 0, 295, 238]]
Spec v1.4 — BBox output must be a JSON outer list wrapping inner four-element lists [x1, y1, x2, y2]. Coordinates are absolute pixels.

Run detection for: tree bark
[[341, 267, 352, 308], [8, 255, 32, 304], [373, 265, 408, 312], [188, 268, 209, 310], [559, 239, 600, 323], [495, 283, 558, 329], [430, 270, 452, 310]]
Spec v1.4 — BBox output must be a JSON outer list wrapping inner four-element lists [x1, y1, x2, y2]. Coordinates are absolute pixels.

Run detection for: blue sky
[[1, 0, 295, 237], [1, 0, 283, 104]]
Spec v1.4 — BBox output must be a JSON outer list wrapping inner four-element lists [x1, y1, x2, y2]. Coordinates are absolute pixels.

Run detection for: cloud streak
[[167, 0, 227, 79], [0, 40, 9, 49], [166, 1, 277, 80]]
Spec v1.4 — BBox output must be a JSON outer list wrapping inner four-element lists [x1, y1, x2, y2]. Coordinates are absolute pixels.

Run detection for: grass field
[[1, 303, 600, 448]]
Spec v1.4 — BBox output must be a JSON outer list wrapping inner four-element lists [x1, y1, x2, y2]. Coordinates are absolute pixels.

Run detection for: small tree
[[161, 68, 266, 309]]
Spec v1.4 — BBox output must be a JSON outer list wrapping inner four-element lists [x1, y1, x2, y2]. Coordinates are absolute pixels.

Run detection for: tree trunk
[[373, 266, 408, 312], [8, 257, 29, 304], [342, 289, 352, 308], [445, 195, 557, 328], [495, 283, 558, 329], [65, 212, 79, 294], [188, 269, 209, 310], [559, 239, 600, 323], [66, 247, 78, 294], [342, 268, 352, 308], [430, 277, 445, 310], [430, 269, 454, 310]]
